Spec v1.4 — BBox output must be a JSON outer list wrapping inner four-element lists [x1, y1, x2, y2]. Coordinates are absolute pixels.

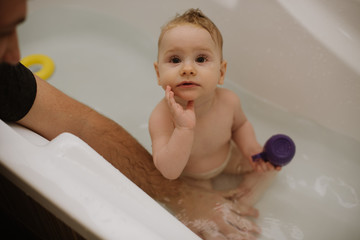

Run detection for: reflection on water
[[260, 216, 304, 240], [314, 176, 359, 208], [285, 174, 359, 209]]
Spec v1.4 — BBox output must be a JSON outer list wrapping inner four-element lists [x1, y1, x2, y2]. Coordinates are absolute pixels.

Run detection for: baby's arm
[[149, 86, 195, 179], [231, 93, 279, 172]]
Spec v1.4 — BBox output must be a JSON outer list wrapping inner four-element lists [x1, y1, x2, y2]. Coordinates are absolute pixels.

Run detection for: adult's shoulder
[[0, 63, 37, 122]]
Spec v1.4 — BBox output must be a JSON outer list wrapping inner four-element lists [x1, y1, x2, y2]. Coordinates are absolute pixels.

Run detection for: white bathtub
[[1, 0, 359, 239]]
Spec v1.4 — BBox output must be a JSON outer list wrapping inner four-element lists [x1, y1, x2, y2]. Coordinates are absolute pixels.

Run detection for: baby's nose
[[180, 62, 197, 76]]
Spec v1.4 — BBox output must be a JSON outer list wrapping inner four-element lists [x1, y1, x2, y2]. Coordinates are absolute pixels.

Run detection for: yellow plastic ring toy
[[20, 54, 55, 80]]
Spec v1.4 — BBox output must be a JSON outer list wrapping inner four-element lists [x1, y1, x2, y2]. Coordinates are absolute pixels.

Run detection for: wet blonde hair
[[157, 8, 224, 60]]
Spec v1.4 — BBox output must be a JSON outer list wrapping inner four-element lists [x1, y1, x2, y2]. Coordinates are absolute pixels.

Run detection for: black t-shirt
[[0, 63, 37, 122]]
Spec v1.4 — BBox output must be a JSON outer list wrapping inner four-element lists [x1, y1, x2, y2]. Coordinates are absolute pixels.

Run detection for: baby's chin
[[174, 93, 196, 103]]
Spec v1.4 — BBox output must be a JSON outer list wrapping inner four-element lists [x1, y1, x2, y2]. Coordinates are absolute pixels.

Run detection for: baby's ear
[[154, 62, 161, 85], [218, 60, 227, 85]]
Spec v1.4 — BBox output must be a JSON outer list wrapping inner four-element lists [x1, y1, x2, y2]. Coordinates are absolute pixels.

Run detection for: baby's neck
[[176, 92, 217, 118]]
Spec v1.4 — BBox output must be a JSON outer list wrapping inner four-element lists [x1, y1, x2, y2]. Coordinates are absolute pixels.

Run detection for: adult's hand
[[168, 185, 260, 240]]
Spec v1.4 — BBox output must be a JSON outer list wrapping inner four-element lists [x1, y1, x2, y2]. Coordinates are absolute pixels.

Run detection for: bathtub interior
[[22, 0, 360, 142], [2, 0, 359, 239]]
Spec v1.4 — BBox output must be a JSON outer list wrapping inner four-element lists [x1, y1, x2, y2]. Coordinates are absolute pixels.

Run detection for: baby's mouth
[[177, 81, 200, 87]]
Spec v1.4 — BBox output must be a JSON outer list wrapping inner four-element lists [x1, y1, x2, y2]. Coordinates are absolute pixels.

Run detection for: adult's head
[[0, 0, 26, 64]]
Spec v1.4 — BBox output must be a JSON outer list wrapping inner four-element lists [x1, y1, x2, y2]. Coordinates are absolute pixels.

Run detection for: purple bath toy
[[252, 134, 296, 167]]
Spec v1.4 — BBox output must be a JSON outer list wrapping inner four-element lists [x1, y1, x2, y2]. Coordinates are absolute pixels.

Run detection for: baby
[[149, 8, 280, 185]]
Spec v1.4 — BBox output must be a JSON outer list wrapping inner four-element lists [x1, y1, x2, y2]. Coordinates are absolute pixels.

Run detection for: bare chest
[[191, 110, 233, 156]]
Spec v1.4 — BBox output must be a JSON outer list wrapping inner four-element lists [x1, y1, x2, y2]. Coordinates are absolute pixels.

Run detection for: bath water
[[224, 82, 360, 240]]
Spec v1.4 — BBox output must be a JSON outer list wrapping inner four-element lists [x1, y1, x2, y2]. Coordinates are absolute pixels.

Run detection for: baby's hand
[[251, 157, 282, 173], [165, 86, 196, 130]]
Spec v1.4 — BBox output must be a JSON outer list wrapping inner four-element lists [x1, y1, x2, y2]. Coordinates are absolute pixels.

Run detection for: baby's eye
[[196, 55, 208, 63], [170, 56, 181, 64]]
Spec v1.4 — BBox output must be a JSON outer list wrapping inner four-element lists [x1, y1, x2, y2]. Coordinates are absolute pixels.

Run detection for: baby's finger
[[165, 86, 171, 102], [168, 92, 178, 110], [165, 87, 176, 108], [265, 162, 275, 171], [165, 85, 171, 94], [260, 161, 269, 172], [249, 158, 257, 170], [253, 163, 263, 173]]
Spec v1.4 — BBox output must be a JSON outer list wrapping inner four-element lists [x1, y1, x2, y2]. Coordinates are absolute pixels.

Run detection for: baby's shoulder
[[216, 88, 241, 104], [153, 97, 168, 109], [150, 98, 170, 118]]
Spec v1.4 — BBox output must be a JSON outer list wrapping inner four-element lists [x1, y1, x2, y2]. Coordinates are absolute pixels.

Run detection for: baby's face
[[154, 24, 226, 102]]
